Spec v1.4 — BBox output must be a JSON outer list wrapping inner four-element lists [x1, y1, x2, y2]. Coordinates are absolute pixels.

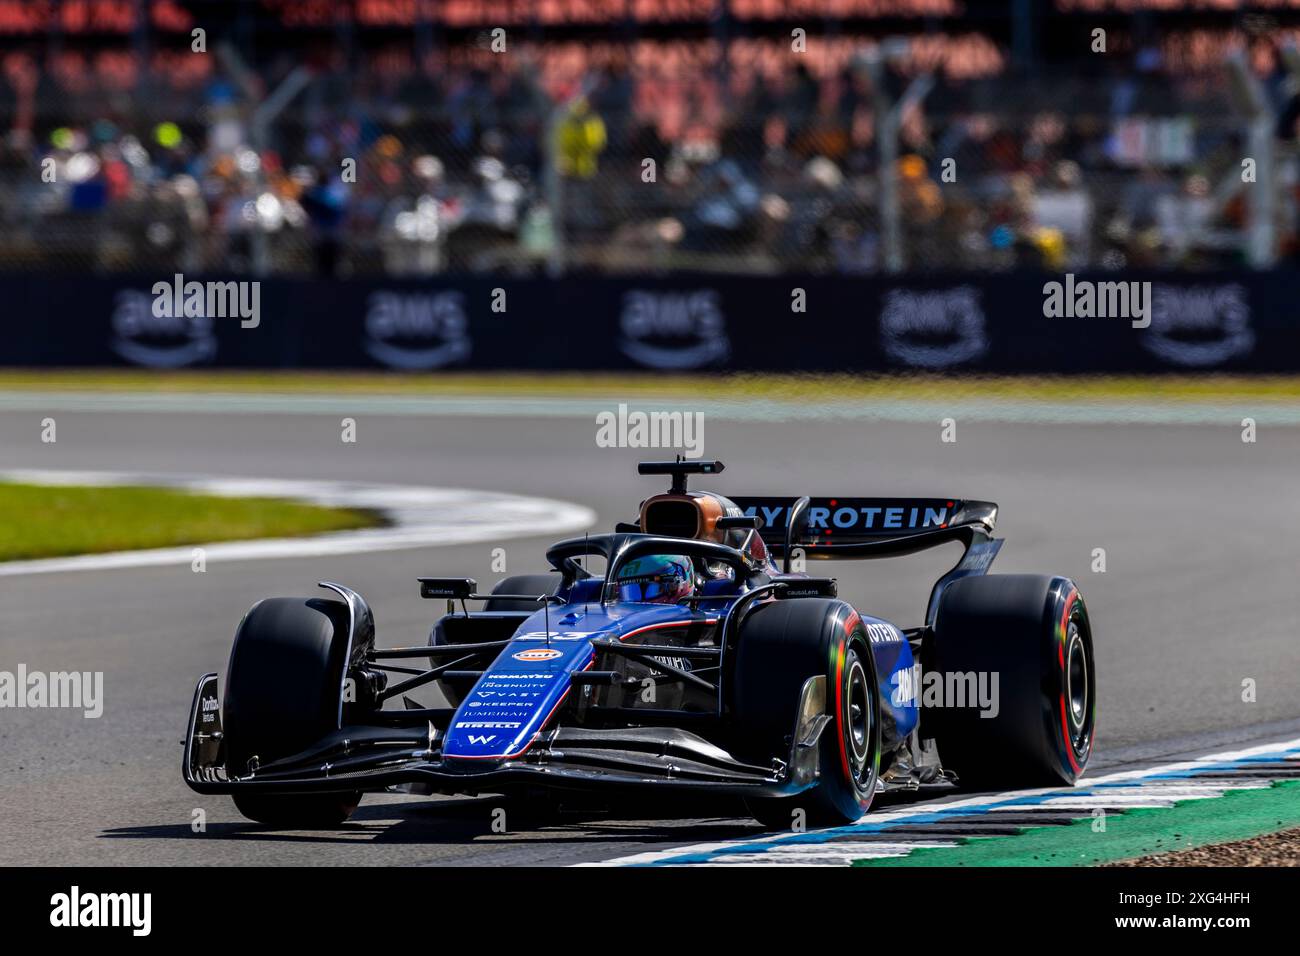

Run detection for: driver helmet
[[614, 554, 695, 604]]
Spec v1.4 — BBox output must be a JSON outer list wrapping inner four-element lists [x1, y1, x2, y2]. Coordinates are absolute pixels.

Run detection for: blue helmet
[[613, 554, 694, 604]]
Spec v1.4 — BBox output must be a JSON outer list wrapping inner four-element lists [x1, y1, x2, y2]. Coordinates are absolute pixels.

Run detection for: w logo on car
[[467, 734, 496, 745]]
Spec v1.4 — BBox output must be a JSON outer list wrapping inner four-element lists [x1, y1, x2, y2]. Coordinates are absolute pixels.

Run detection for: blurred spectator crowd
[[1, 30, 1298, 276]]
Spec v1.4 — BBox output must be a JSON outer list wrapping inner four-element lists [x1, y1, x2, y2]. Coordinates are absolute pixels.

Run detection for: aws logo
[[363, 291, 471, 369], [618, 289, 730, 369]]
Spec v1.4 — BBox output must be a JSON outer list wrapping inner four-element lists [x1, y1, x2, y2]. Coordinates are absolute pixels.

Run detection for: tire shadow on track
[[99, 794, 769, 852]]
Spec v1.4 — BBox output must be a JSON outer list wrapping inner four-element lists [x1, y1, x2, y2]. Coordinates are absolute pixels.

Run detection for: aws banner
[[3, 272, 1297, 373]]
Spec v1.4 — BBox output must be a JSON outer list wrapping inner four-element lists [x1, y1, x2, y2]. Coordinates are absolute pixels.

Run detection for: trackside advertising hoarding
[[4, 272, 1295, 373]]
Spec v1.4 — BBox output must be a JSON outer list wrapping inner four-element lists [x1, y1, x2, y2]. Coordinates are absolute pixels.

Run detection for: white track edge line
[[0, 469, 596, 576], [585, 735, 1300, 866]]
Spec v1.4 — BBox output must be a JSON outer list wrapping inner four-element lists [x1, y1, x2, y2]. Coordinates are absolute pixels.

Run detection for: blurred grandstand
[[3, 0, 1300, 277]]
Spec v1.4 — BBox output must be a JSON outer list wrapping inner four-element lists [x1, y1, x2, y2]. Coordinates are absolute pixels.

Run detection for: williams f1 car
[[183, 459, 1095, 828]]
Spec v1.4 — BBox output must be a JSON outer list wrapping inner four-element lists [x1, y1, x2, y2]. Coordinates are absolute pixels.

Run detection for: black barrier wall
[[6, 272, 1295, 372]]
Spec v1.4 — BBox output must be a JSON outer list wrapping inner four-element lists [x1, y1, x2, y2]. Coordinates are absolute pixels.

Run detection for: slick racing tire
[[429, 573, 560, 706], [929, 575, 1095, 790], [732, 598, 881, 830], [223, 597, 361, 827]]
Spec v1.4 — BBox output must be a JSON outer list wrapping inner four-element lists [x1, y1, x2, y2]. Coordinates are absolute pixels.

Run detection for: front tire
[[223, 597, 361, 826], [929, 575, 1095, 789], [731, 598, 881, 830]]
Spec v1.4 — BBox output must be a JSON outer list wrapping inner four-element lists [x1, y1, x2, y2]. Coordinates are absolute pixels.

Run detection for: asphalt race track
[[2, 401, 1299, 865]]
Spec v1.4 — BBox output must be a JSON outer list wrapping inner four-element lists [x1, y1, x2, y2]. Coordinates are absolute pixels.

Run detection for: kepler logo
[[153, 274, 260, 327], [1142, 283, 1253, 367], [364, 290, 471, 369], [50, 886, 150, 936], [595, 403, 704, 458], [618, 289, 730, 369], [1042, 274, 1150, 328], [0, 665, 102, 718], [880, 286, 987, 368]]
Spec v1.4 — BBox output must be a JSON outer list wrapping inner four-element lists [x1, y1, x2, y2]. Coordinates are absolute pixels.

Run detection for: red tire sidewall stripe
[[836, 609, 871, 808], [1057, 588, 1085, 775]]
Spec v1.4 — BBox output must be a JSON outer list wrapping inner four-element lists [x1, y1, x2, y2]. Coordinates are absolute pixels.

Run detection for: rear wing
[[730, 496, 1001, 624], [729, 496, 997, 556]]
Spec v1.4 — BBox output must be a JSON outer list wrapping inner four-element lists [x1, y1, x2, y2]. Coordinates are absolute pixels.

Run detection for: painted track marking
[[4, 390, 1300, 427], [0, 469, 595, 576], [586, 737, 1300, 866]]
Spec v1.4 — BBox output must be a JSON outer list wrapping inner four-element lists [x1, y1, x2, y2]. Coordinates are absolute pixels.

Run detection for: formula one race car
[[183, 459, 1095, 829]]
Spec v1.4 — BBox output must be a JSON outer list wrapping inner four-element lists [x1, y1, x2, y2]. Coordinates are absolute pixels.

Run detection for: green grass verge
[[3, 369, 1300, 403], [854, 780, 1300, 867], [0, 482, 383, 562]]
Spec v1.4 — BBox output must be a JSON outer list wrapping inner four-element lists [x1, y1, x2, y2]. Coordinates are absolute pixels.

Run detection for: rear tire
[[223, 597, 361, 826], [929, 575, 1095, 790], [731, 598, 881, 830]]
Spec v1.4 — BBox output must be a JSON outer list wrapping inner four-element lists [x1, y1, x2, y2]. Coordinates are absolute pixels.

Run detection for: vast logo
[[111, 288, 216, 367], [363, 290, 471, 369], [512, 648, 563, 662], [880, 286, 987, 369], [618, 289, 730, 369], [1142, 283, 1253, 367]]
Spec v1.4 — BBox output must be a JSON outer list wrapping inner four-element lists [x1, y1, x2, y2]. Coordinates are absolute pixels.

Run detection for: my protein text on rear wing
[[729, 496, 998, 553]]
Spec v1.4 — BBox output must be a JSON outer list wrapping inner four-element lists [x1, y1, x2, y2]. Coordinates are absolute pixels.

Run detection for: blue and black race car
[[183, 459, 1095, 828]]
